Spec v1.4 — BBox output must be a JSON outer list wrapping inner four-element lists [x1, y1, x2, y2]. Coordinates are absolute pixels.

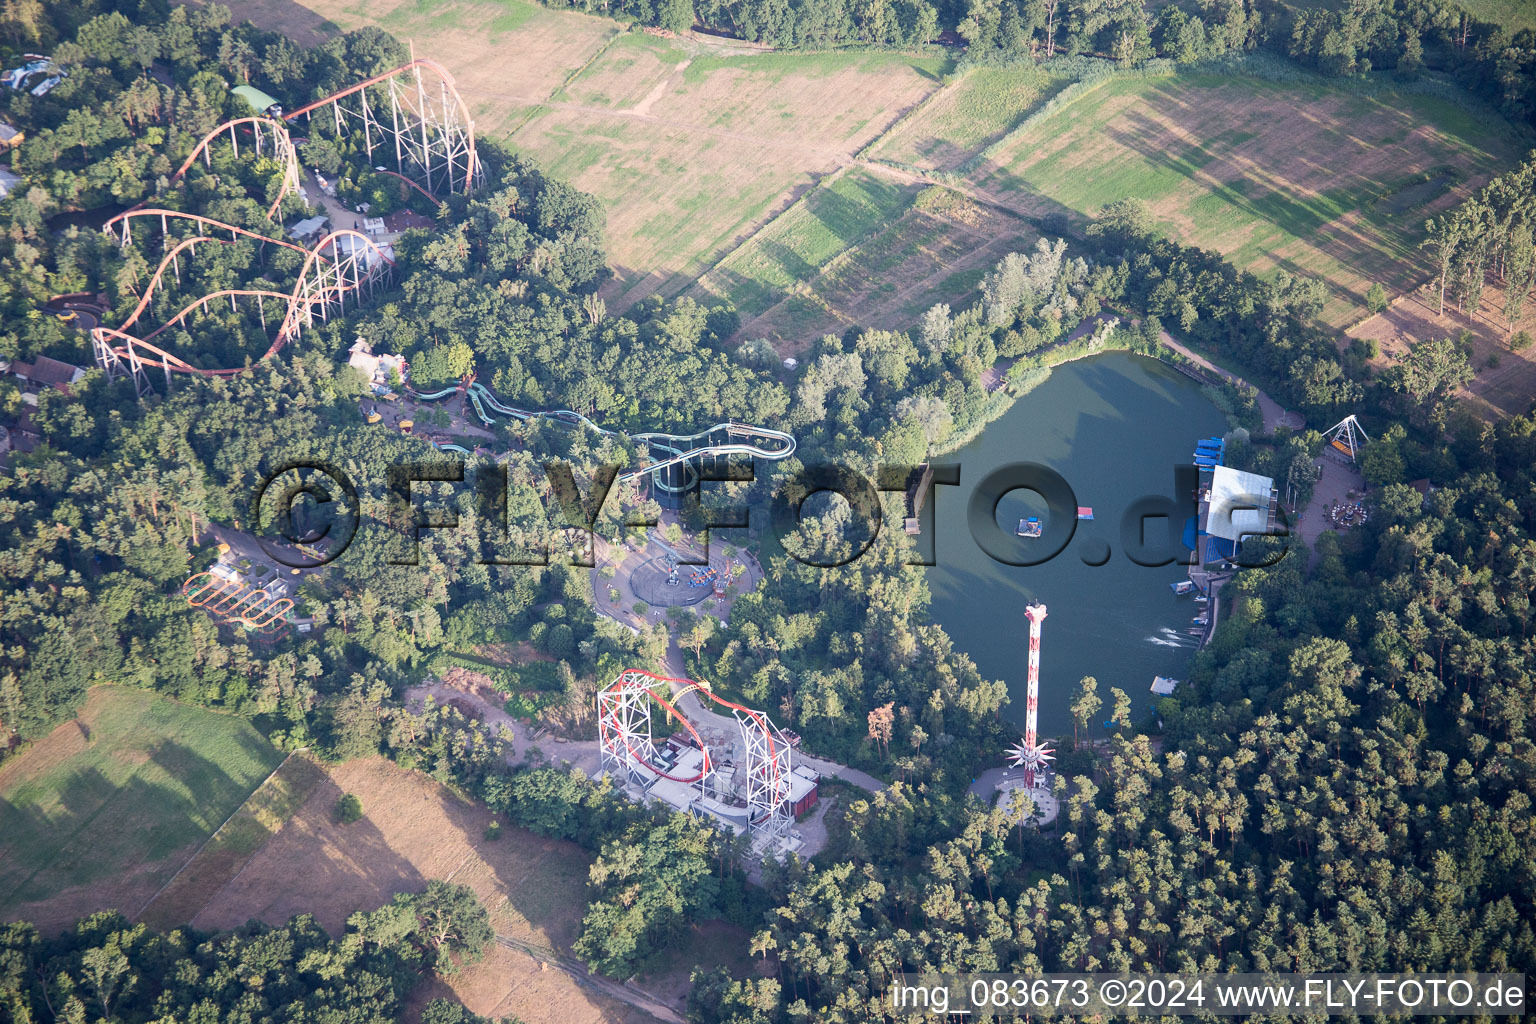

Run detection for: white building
[[347, 338, 408, 387]]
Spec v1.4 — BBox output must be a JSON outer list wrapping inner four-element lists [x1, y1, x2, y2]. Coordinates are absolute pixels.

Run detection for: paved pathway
[[1296, 456, 1364, 571]]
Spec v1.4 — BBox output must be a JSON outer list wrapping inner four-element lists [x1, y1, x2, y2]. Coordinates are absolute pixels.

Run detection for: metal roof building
[[231, 84, 281, 115]]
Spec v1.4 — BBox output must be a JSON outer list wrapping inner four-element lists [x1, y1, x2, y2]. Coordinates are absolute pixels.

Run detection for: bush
[[335, 793, 364, 824], [1511, 330, 1532, 353], [484, 820, 502, 841]]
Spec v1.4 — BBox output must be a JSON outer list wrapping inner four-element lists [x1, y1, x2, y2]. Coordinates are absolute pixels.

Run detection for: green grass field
[[1458, 0, 1536, 30], [870, 65, 1069, 171], [0, 687, 282, 911], [969, 73, 1519, 326], [697, 167, 916, 314]]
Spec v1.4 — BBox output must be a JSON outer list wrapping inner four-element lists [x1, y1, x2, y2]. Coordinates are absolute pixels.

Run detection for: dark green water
[[923, 353, 1228, 738]]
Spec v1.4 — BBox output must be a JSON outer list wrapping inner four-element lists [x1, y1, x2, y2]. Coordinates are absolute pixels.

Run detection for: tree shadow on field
[[0, 737, 271, 923], [178, 0, 339, 47], [190, 769, 428, 937]]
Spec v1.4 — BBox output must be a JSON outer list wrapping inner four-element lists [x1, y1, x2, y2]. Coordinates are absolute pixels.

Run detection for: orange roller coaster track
[[103, 209, 308, 254], [283, 57, 480, 196], [91, 226, 395, 391], [182, 571, 294, 633], [91, 60, 478, 394], [597, 668, 793, 836]]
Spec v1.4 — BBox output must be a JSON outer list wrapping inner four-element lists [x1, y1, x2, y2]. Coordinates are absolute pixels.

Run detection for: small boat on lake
[[1016, 517, 1042, 538], [1170, 580, 1195, 595]]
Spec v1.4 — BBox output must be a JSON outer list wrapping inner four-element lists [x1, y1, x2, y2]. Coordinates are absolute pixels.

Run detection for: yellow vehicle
[[53, 309, 77, 322]]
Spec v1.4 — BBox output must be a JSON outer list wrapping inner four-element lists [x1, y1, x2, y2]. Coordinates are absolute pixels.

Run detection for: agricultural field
[[694, 165, 917, 316], [867, 64, 1069, 172], [182, 756, 755, 1023], [733, 185, 1039, 351], [965, 73, 1521, 328], [512, 43, 947, 305], [0, 687, 283, 934], [232, 0, 623, 109], [220, 0, 1527, 346]]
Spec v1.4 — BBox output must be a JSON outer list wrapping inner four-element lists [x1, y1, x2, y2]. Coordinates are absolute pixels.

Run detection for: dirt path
[[404, 679, 603, 777], [1156, 331, 1301, 435], [495, 934, 684, 1024]]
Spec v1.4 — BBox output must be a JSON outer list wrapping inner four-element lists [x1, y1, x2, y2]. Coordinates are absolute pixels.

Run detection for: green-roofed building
[[232, 84, 282, 116]]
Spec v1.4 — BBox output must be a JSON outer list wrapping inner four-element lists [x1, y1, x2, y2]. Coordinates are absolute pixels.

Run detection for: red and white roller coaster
[[91, 58, 479, 394], [597, 669, 794, 837]]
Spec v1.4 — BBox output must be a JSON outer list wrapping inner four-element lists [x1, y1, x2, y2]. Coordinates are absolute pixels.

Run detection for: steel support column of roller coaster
[[282, 56, 481, 197], [92, 227, 395, 391], [597, 669, 793, 836]]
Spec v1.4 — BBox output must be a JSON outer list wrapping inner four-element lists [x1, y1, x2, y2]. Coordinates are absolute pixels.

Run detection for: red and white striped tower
[[1006, 602, 1055, 790]]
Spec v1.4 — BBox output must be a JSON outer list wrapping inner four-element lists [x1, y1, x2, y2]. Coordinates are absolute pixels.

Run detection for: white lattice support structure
[[92, 329, 154, 397], [155, 116, 302, 221], [734, 707, 792, 837], [598, 674, 658, 783], [1325, 414, 1370, 462], [1006, 603, 1055, 791], [284, 57, 481, 198]]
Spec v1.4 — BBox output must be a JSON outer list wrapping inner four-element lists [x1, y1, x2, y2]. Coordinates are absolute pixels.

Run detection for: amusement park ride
[[90, 58, 478, 396], [1004, 603, 1055, 791], [181, 569, 293, 635], [88, 56, 795, 500], [597, 669, 797, 838], [409, 381, 799, 503]]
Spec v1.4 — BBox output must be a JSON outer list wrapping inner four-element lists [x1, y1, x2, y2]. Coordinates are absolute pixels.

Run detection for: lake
[[923, 352, 1228, 738]]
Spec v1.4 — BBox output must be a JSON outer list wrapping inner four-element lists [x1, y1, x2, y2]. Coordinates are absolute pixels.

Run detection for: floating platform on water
[[1016, 517, 1042, 538], [1170, 580, 1196, 595], [1150, 676, 1180, 696], [1077, 507, 1094, 520]]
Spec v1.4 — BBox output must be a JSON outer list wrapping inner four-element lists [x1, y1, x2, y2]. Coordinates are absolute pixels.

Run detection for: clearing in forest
[[0, 687, 283, 934], [967, 72, 1520, 328], [186, 756, 755, 1023], [1348, 284, 1536, 420]]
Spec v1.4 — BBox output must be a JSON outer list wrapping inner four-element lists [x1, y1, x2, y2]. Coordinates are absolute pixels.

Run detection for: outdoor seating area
[[1327, 501, 1369, 529]]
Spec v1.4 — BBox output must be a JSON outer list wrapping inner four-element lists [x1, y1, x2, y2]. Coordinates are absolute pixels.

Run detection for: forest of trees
[[1423, 151, 1536, 340], [0, 882, 502, 1023]]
